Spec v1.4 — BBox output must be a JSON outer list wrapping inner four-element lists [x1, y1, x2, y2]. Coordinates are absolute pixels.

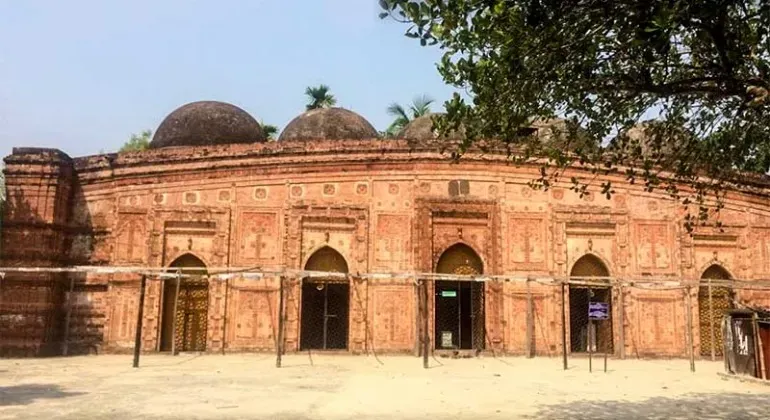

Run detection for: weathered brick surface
[[1, 148, 74, 356], [2, 140, 770, 357]]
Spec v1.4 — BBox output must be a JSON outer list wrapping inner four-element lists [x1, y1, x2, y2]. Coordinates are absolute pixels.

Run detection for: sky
[[0, 0, 457, 159]]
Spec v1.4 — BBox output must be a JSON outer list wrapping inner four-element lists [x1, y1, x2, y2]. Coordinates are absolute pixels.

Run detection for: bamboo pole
[[133, 275, 147, 368], [685, 286, 695, 372], [4, 265, 769, 288], [7, 269, 768, 293], [758, 319, 767, 380], [752, 313, 765, 379], [617, 282, 625, 359], [171, 271, 181, 356], [62, 277, 75, 356], [526, 276, 534, 358], [561, 282, 568, 370], [222, 276, 229, 355], [413, 279, 420, 356], [709, 279, 716, 361], [422, 279, 429, 369], [276, 276, 286, 368]]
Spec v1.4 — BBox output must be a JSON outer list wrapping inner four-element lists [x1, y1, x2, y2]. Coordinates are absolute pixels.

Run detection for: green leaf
[[382, 0, 768, 230]]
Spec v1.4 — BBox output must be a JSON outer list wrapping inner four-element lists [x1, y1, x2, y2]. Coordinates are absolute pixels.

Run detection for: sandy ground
[[1, 353, 768, 420]]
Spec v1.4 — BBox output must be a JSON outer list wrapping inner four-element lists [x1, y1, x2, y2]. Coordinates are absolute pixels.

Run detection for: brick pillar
[[1, 148, 74, 356]]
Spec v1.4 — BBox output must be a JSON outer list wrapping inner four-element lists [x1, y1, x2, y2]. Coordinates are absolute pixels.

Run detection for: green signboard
[[441, 290, 457, 298]]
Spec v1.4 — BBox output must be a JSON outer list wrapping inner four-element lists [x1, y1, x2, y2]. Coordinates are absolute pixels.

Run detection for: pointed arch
[[569, 253, 610, 278], [436, 243, 484, 275], [698, 263, 734, 358], [568, 253, 613, 354], [304, 246, 349, 274], [701, 264, 732, 281], [300, 246, 350, 350], [434, 242, 485, 351], [168, 253, 207, 274], [160, 253, 209, 352]]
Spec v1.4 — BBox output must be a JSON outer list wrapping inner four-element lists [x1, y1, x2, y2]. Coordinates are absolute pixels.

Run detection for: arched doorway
[[300, 247, 350, 350], [160, 254, 209, 352], [434, 243, 485, 350], [569, 254, 613, 353], [698, 264, 734, 357]]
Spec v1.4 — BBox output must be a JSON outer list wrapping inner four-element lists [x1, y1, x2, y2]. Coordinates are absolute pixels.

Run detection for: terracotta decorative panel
[[183, 191, 200, 205], [115, 213, 147, 263], [106, 283, 138, 346], [165, 233, 215, 265], [509, 216, 547, 269], [634, 294, 683, 356], [432, 224, 490, 269], [691, 230, 739, 277], [232, 288, 276, 346], [371, 286, 414, 350], [694, 249, 735, 277], [555, 208, 627, 277], [149, 209, 230, 269], [503, 290, 528, 352], [532, 292, 559, 354], [564, 223, 615, 274], [502, 286, 555, 355], [237, 211, 279, 266], [635, 223, 673, 272], [375, 214, 410, 271], [752, 228, 770, 275]]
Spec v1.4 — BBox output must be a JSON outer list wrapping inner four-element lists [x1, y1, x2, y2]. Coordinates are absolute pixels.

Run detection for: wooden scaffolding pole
[[171, 272, 181, 356], [133, 275, 147, 368], [708, 279, 716, 361], [752, 313, 766, 380], [422, 279, 429, 369], [685, 285, 695, 372], [276, 276, 286, 368], [617, 282, 625, 359], [526, 276, 534, 358], [62, 277, 75, 356], [561, 281, 568, 370], [222, 276, 229, 355]]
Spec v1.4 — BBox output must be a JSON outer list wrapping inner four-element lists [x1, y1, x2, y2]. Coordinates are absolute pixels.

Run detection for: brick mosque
[[2, 101, 770, 358]]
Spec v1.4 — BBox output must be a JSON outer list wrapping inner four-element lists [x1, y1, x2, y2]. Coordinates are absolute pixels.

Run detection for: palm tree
[[385, 95, 434, 136], [262, 123, 279, 141], [305, 84, 337, 110]]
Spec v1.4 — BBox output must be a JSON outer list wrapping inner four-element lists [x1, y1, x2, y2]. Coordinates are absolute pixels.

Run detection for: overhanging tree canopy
[[120, 130, 152, 153], [380, 0, 770, 230]]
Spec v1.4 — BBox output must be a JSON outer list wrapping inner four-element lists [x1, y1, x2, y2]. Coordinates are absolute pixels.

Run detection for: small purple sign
[[588, 302, 609, 320]]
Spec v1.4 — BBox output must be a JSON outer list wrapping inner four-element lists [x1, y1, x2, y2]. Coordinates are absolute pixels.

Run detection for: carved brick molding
[[414, 198, 501, 274], [414, 198, 504, 351], [553, 205, 629, 277], [282, 204, 370, 352]]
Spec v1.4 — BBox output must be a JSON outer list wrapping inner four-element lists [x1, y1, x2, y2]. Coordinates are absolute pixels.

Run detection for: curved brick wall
[[2, 140, 770, 357]]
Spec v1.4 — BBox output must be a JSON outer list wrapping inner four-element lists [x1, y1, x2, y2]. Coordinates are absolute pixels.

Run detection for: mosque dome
[[621, 121, 689, 159], [278, 107, 378, 142], [531, 117, 598, 152], [397, 113, 464, 141], [149, 101, 265, 149]]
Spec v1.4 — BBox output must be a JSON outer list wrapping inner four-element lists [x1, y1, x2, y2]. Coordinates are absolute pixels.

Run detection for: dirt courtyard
[[1, 353, 768, 419]]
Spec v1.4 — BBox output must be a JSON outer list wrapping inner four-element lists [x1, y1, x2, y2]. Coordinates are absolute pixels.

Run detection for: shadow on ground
[[0, 384, 85, 406], [524, 392, 768, 420]]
